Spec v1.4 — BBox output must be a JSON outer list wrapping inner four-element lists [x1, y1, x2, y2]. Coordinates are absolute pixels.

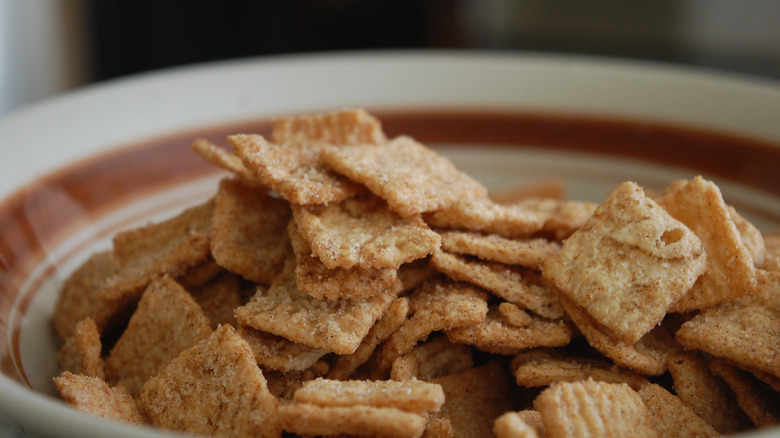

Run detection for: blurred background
[[1, 0, 780, 117]]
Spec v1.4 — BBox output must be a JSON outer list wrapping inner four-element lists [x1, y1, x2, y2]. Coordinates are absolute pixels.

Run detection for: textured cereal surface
[[211, 178, 291, 284], [445, 306, 572, 355], [54, 371, 146, 425], [517, 198, 597, 240], [544, 181, 707, 344], [657, 176, 757, 311], [708, 359, 780, 428], [140, 324, 281, 438], [511, 348, 649, 390], [637, 383, 722, 438], [192, 138, 264, 185], [293, 378, 445, 414], [390, 335, 474, 381], [494, 411, 544, 438], [288, 218, 399, 300], [292, 194, 441, 270], [431, 250, 563, 319], [230, 133, 366, 205], [322, 136, 488, 217], [279, 403, 427, 438], [534, 379, 657, 438], [666, 352, 751, 434], [271, 108, 387, 146], [439, 230, 560, 269], [424, 197, 544, 238], [234, 258, 399, 355], [237, 325, 327, 372], [58, 317, 105, 379], [188, 272, 244, 329], [676, 299, 780, 379], [105, 275, 213, 397]]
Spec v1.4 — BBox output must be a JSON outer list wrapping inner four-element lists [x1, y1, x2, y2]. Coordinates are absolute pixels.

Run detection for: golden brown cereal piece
[[374, 280, 489, 374], [544, 181, 707, 344], [637, 383, 722, 438], [238, 325, 327, 372], [390, 335, 474, 381], [517, 198, 598, 241], [192, 137, 263, 185], [431, 250, 563, 319], [52, 250, 131, 340], [230, 133, 366, 205], [556, 293, 675, 376], [328, 297, 409, 380], [271, 108, 387, 146], [709, 359, 780, 428], [431, 361, 520, 438], [292, 194, 441, 270], [657, 176, 757, 311], [676, 298, 780, 379], [264, 360, 330, 401], [511, 348, 649, 390], [666, 352, 752, 434], [279, 403, 427, 438], [140, 324, 281, 438], [58, 317, 105, 380], [446, 305, 572, 355], [100, 199, 214, 303], [494, 411, 546, 438], [438, 230, 560, 269], [294, 378, 445, 414], [105, 276, 213, 397], [53, 371, 145, 425], [322, 135, 488, 217], [288, 220, 398, 300], [235, 258, 399, 355], [499, 302, 535, 327], [534, 379, 657, 438], [188, 272, 244, 329], [211, 178, 291, 284], [423, 197, 544, 238]]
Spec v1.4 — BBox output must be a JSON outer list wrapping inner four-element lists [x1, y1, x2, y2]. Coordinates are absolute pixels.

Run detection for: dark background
[[85, 1, 780, 82]]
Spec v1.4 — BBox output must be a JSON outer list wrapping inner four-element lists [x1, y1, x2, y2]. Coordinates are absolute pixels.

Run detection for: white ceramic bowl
[[0, 51, 778, 437]]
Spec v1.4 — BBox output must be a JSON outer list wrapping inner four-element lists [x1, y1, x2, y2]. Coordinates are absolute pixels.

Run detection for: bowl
[[0, 50, 778, 437]]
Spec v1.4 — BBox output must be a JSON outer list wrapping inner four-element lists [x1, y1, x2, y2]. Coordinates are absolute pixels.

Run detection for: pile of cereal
[[52, 109, 780, 437]]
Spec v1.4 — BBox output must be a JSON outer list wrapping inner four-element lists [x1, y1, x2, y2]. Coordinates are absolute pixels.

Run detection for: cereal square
[[544, 181, 707, 344], [54, 371, 146, 425]]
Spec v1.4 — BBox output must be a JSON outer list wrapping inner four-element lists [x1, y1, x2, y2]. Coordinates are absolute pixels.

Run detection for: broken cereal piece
[[235, 258, 399, 355], [54, 371, 145, 425], [211, 178, 291, 284], [105, 275, 213, 397], [423, 197, 544, 238], [374, 279, 488, 374], [292, 193, 440, 270], [140, 324, 281, 438], [58, 317, 105, 380], [328, 297, 409, 380], [390, 335, 474, 381], [544, 181, 707, 344], [657, 176, 758, 311], [438, 230, 560, 269], [237, 325, 327, 372], [431, 250, 563, 319], [322, 135, 488, 217], [288, 219, 398, 300], [637, 383, 722, 438], [446, 305, 572, 355], [534, 379, 657, 438], [511, 348, 649, 390]]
